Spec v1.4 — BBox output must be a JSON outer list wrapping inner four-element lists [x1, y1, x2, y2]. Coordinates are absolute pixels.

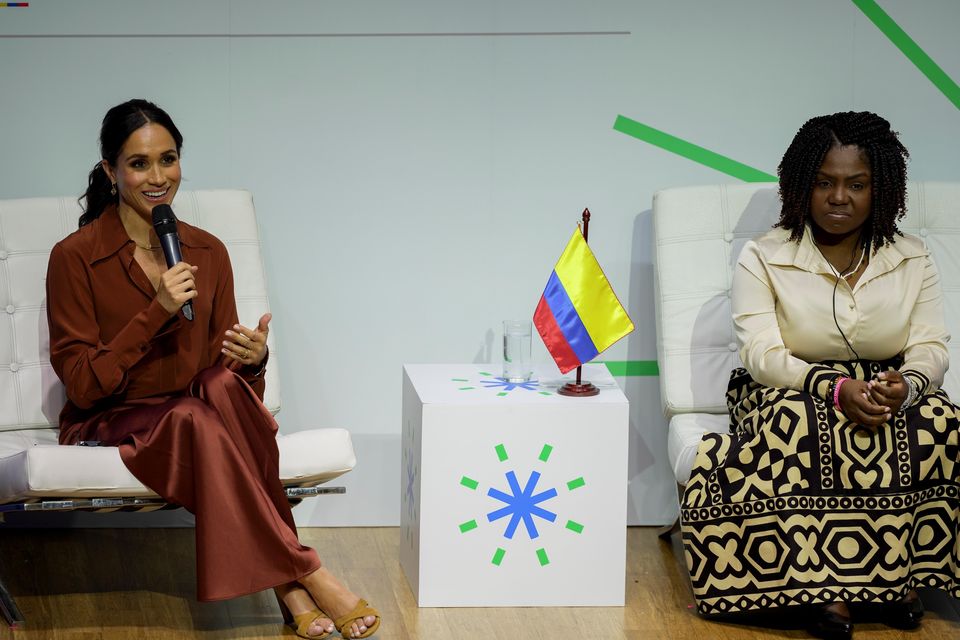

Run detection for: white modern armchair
[[0, 189, 357, 625], [651, 182, 960, 533]]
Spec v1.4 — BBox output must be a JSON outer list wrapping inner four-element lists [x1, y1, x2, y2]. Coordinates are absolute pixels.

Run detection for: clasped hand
[[837, 370, 908, 427]]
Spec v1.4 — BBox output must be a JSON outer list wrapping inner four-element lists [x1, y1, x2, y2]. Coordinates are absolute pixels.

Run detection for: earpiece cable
[[819, 240, 862, 362]]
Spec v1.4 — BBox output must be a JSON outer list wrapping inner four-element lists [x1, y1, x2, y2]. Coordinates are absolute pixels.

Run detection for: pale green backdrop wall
[[1, 0, 958, 526]]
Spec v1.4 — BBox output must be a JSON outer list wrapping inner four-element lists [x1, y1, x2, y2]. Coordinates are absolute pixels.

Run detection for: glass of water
[[502, 320, 533, 382]]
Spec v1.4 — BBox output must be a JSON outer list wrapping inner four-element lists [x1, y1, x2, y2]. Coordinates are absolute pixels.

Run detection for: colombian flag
[[534, 227, 634, 374]]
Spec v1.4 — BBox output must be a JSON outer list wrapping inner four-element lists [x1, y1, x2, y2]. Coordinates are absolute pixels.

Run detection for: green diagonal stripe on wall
[[853, 0, 960, 111], [613, 115, 777, 182], [602, 360, 659, 377]]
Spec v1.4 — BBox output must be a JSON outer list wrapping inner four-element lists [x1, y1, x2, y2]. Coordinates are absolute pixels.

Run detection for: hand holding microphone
[[156, 263, 198, 318], [152, 204, 196, 321]]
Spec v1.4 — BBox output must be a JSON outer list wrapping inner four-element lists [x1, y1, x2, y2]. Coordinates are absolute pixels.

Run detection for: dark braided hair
[[78, 99, 183, 228], [776, 111, 909, 253]]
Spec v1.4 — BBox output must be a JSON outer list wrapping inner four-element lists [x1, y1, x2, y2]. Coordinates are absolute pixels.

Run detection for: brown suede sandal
[[276, 592, 334, 639], [333, 599, 381, 639]]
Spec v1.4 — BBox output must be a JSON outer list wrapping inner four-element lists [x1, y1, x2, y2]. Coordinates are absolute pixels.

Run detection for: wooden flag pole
[[558, 208, 600, 397]]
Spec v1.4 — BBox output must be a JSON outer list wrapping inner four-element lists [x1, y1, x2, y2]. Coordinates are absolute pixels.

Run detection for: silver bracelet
[[903, 376, 919, 409]]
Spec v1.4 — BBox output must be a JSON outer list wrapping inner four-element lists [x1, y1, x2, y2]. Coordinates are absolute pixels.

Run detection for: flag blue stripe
[[542, 271, 598, 364]]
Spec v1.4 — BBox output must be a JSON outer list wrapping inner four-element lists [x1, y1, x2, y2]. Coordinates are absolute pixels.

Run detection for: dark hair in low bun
[[78, 99, 183, 227]]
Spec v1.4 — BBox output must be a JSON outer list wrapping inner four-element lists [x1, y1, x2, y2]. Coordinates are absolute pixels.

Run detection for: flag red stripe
[[534, 295, 581, 374]]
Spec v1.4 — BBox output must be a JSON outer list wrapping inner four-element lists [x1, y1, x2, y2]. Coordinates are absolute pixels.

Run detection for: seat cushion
[[667, 413, 729, 485], [0, 428, 356, 504]]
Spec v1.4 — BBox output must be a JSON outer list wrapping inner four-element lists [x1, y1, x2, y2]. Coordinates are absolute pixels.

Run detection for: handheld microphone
[[151, 204, 194, 321]]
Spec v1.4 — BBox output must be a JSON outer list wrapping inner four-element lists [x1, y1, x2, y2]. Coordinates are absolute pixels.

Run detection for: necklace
[[813, 240, 867, 280], [839, 247, 866, 279], [132, 240, 162, 251], [817, 243, 865, 280], [827, 247, 867, 280]]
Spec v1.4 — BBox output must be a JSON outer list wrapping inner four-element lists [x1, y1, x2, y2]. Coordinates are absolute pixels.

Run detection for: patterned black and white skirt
[[680, 359, 960, 615]]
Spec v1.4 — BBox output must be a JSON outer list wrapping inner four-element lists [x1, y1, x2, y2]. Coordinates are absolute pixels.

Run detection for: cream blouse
[[732, 225, 949, 396]]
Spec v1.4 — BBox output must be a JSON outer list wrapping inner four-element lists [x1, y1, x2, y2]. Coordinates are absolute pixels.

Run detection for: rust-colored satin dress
[[45, 206, 320, 601]]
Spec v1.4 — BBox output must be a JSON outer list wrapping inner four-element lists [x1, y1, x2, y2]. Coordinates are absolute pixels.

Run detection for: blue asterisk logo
[[480, 377, 541, 392], [401, 420, 420, 549], [405, 456, 416, 514], [486, 470, 558, 539], [449, 372, 551, 397], [403, 421, 417, 516], [458, 443, 585, 567]]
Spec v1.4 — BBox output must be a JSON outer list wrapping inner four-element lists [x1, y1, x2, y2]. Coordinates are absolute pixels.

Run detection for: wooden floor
[[0, 526, 957, 639]]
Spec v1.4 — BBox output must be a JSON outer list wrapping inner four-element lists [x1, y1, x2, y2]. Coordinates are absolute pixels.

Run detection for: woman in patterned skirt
[[681, 111, 959, 640]]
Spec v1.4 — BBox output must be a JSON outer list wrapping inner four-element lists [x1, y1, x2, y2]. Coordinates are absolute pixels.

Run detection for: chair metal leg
[[657, 483, 686, 540], [0, 572, 24, 627], [0, 485, 346, 627], [656, 517, 680, 539]]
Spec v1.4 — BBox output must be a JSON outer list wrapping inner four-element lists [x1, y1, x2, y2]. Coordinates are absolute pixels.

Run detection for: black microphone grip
[[151, 205, 194, 321]]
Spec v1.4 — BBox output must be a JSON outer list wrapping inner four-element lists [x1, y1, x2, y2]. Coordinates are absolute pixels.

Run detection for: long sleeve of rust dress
[[45, 205, 320, 601]]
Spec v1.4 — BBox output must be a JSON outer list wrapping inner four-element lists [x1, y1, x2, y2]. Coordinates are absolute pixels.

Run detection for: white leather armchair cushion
[[653, 181, 960, 486], [0, 190, 355, 504], [0, 429, 356, 502], [652, 184, 780, 416], [667, 413, 729, 485]]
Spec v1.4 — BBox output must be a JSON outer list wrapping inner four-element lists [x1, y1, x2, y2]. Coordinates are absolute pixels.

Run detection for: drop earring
[[110, 183, 117, 196]]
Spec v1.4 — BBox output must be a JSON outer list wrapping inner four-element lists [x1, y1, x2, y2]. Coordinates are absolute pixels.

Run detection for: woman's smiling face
[[103, 122, 181, 220]]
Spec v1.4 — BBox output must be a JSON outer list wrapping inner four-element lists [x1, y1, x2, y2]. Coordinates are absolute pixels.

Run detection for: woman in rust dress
[[46, 99, 380, 640]]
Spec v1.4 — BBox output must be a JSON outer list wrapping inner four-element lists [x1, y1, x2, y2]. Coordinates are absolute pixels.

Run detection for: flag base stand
[[557, 381, 599, 397]]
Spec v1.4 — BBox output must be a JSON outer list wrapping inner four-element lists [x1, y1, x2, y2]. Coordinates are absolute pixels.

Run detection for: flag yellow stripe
[[553, 229, 634, 353]]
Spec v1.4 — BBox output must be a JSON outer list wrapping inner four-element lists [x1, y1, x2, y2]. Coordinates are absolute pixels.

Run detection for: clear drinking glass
[[502, 320, 533, 382]]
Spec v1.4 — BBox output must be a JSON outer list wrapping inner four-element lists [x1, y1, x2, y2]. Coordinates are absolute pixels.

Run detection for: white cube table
[[400, 363, 629, 607]]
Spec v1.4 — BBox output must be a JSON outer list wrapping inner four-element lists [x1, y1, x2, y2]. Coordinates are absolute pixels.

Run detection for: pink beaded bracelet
[[833, 376, 849, 410]]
